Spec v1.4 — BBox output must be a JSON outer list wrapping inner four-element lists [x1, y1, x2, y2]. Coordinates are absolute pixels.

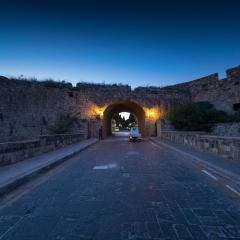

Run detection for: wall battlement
[[226, 65, 240, 81], [1, 64, 239, 94]]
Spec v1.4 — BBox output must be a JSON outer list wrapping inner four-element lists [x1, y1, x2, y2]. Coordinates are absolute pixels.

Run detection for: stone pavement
[[0, 138, 240, 240], [0, 138, 98, 196]]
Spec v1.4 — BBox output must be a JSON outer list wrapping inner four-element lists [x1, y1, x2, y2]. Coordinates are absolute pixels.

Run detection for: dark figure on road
[[99, 126, 103, 140]]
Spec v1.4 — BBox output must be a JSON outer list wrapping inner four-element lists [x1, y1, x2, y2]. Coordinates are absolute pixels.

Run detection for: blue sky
[[0, 0, 240, 88]]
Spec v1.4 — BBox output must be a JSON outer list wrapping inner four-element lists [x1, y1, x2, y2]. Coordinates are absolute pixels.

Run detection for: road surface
[[0, 138, 239, 240]]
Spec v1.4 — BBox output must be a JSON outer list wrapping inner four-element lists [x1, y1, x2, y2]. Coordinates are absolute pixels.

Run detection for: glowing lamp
[[144, 107, 160, 120], [94, 106, 106, 119]]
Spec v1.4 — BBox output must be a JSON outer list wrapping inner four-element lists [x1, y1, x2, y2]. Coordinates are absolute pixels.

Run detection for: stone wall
[[159, 131, 240, 162], [163, 65, 240, 114], [0, 64, 239, 142], [156, 119, 240, 138], [0, 78, 93, 142], [156, 119, 174, 136], [0, 133, 86, 166], [189, 71, 240, 114], [0, 77, 189, 142], [211, 123, 240, 137], [129, 65, 240, 114]]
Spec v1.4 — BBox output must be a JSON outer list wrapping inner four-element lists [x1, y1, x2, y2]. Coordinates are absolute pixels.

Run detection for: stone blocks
[[0, 133, 85, 166]]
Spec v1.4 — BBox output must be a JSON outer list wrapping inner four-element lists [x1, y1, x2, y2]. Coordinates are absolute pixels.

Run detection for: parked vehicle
[[129, 127, 142, 142]]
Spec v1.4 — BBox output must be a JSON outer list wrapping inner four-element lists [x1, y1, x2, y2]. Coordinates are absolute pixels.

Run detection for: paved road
[[0, 138, 240, 240]]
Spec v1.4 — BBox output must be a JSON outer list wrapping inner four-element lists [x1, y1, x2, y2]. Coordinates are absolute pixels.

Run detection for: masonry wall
[[0, 133, 86, 166], [0, 64, 239, 142], [0, 78, 189, 142], [189, 71, 240, 114], [159, 131, 240, 162], [162, 65, 240, 114], [0, 78, 95, 142]]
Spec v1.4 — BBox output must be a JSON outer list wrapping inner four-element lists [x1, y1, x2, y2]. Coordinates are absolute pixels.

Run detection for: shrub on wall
[[50, 113, 77, 134], [41, 80, 72, 89], [165, 102, 240, 132]]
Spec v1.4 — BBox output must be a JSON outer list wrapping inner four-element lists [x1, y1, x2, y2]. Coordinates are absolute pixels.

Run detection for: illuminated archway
[[103, 100, 146, 136]]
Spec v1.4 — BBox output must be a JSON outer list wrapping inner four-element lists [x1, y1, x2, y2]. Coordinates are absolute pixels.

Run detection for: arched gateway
[[103, 100, 146, 136]]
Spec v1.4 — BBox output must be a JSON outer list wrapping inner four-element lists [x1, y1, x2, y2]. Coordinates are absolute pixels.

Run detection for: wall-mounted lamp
[[144, 107, 160, 120], [94, 106, 106, 120]]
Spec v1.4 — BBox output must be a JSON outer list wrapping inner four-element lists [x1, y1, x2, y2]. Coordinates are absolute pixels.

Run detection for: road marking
[[93, 164, 117, 170], [201, 170, 218, 181], [150, 142, 159, 148], [226, 185, 240, 197]]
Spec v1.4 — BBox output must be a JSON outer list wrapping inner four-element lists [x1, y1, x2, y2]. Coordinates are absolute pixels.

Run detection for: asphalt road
[[0, 138, 239, 240]]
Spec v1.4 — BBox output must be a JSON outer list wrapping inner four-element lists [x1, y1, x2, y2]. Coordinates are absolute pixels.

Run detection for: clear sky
[[0, 0, 240, 88]]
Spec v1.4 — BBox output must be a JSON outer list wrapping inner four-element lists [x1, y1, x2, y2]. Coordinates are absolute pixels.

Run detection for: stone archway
[[103, 100, 146, 136]]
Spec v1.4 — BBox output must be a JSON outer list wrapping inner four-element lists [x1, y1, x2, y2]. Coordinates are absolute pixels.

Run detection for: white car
[[129, 127, 142, 142]]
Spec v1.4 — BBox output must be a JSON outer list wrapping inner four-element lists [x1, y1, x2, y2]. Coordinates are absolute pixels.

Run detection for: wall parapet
[[210, 122, 240, 137], [159, 131, 240, 162], [0, 133, 86, 166]]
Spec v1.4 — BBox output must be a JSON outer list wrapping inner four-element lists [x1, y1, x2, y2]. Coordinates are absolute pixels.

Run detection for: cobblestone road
[[0, 139, 240, 240]]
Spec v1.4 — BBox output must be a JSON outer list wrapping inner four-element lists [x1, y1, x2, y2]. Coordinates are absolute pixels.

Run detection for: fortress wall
[[188, 66, 240, 113], [0, 78, 189, 142], [76, 82, 191, 113], [0, 64, 239, 142], [160, 65, 240, 114], [0, 78, 92, 142]]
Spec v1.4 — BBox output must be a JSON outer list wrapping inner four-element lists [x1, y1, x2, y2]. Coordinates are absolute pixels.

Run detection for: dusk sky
[[0, 0, 240, 88]]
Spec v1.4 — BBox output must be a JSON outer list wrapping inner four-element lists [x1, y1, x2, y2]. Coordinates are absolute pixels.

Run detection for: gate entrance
[[103, 100, 145, 136]]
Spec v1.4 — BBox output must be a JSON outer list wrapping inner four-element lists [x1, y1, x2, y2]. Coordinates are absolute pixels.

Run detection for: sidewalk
[[151, 137, 240, 182], [0, 138, 98, 196]]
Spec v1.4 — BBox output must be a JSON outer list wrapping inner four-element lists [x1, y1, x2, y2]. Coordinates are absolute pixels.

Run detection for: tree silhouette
[[113, 112, 136, 130]]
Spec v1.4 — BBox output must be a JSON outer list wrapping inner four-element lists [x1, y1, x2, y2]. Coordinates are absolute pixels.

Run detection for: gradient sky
[[0, 0, 240, 88]]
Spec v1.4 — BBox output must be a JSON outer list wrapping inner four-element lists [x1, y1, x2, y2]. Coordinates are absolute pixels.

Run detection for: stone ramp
[[0, 138, 98, 196]]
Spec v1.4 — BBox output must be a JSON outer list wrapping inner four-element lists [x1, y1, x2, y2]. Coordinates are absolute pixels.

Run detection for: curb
[[150, 137, 240, 184], [0, 139, 98, 196]]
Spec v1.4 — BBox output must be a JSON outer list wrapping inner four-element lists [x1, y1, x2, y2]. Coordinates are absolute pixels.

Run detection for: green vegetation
[[50, 113, 77, 134], [41, 80, 72, 89], [9, 76, 73, 89], [113, 113, 136, 130], [9, 76, 132, 90], [165, 102, 240, 132], [76, 82, 130, 89]]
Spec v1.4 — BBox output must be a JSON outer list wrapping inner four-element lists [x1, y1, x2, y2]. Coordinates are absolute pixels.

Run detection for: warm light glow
[[94, 106, 107, 119], [87, 104, 107, 119], [144, 107, 160, 120]]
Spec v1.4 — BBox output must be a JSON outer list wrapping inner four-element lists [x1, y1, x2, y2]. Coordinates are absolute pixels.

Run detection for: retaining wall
[[0, 133, 85, 166], [159, 131, 240, 162]]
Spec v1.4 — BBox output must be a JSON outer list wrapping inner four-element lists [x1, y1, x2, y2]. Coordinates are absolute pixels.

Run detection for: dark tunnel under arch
[[103, 100, 145, 136]]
